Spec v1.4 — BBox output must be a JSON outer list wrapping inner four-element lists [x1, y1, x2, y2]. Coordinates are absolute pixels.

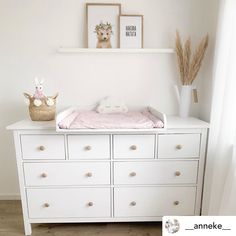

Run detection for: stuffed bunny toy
[[33, 78, 45, 107], [34, 78, 45, 99], [32, 78, 55, 107]]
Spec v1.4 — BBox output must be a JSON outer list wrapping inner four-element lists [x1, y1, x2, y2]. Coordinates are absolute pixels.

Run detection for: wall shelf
[[57, 47, 175, 54]]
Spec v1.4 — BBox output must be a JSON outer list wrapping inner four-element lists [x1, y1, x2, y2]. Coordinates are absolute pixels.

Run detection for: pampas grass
[[175, 31, 209, 85]]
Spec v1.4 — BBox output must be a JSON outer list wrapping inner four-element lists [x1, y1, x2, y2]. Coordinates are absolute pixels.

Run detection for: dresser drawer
[[114, 187, 196, 217], [114, 161, 198, 185], [21, 135, 65, 160], [24, 162, 110, 186], [113, 135, 155, 159], [68, 135, 110, 159], [158, 134, 201, 158], [27, 188, 111, 218]]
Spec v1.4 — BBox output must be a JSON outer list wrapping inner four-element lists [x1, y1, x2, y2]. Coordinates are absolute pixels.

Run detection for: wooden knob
[[39, 146, 45, 151], [44, 203, 50, 208], [174, 201, 180, 206], [86, 172, 93, 177], [130, 145, 137, 150], [41, 173, 47, 178], [130, 172, 137, 177], [88, 202, 93, 207], [175, 171, 181, 176], [130, 201, 136, 206], [85, 145, 92, 151], [176, 145, 183, 150]]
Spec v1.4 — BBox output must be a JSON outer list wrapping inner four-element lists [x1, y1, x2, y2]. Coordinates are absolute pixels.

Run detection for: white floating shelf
[[57, 47, 175, 54]]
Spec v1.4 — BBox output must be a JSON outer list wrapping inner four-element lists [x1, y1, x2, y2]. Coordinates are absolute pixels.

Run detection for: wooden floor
[[0, 201, 162, 236]]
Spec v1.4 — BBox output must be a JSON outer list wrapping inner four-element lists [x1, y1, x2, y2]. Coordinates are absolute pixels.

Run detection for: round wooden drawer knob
[[41, 173, 47, 178], [39, 146, 45, 151], [88, 202, 94, 207], [86, 172, 93, 177], [44, 203, 50, 208], [175, 171, 181, 176], [130, 145, 137, 150], [176, 145, 183, 150], [85, 145, 92, 151], [130, 201, 137, 206], [130, 172, 137, 177], [174, 201, 180, 206]]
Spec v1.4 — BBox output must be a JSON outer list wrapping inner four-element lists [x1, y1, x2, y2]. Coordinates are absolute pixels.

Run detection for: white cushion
[[96, 97, 128, 113]]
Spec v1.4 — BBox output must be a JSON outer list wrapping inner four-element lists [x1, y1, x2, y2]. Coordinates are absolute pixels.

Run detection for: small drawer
[[24, 162, 110, 186], [21, 135, 65, 160], [114, 161, 198, 185], [68, 135, 110, 159], [114, 187, 196, 217], [27, 188, 111, 218], [113, 135, 155, 159], [158, 134, 201, 159]]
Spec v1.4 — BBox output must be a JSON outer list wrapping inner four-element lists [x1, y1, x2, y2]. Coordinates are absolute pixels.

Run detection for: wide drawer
[[68, 135, 110, 159], [24, 162, 110, 186], [27, 188, 111, 218], [21, 135, 65, 160], [158, 134, 201, 159], [114, 161, 198, 185], [113, 135, 155, 159], [114, 187, 196, 217]]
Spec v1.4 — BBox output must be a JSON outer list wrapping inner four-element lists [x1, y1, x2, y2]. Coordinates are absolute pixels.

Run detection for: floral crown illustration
[[95, 22, 113, 33]]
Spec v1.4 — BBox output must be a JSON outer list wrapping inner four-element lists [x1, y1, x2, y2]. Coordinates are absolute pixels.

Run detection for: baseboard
[[0, 194, 21, 200]]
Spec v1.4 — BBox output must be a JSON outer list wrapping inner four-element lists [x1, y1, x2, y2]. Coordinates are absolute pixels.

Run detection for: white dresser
[[7, 116, 209, 235]]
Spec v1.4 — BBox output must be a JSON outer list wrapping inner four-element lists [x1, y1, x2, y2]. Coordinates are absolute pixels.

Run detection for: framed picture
[[86, 3, 121, 48], [119, 15, 143, 48]]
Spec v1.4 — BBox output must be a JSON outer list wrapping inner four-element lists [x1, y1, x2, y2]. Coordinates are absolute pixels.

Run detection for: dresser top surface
[[6, 116, 209, 131]]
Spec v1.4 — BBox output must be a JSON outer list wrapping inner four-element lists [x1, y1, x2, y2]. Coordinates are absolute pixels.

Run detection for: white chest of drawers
[[7, 116, 209, 236]]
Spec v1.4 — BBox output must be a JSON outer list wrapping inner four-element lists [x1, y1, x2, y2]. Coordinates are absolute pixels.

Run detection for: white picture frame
[[86, 3, 121, 48], [119, 15, 143, 48]]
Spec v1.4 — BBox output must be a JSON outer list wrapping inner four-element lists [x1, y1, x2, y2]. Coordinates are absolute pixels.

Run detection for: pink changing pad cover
[[58, 109, 164, 129]]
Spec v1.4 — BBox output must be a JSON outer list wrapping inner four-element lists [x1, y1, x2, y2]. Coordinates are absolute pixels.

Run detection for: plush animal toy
[[95, 22, 113, 48], [32, 78, 45, 107], [32, 78, 56, 107], [96, 97, 128, 113], [24, 78, 59, 121]]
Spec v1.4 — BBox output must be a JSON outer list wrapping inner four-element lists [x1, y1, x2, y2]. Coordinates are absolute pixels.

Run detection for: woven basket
[[24, 93, 58, 121]]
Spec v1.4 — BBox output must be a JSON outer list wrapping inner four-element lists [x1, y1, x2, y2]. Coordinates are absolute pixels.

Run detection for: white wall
[[0, 0, 218, 198], [198, 0, 219, 121]]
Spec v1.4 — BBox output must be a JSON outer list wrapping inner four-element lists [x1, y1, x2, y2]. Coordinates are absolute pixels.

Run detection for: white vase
[[179, 85, 192, 118]]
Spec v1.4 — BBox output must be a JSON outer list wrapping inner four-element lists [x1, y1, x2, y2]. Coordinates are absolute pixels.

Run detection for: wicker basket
[[24, 93, 58, 121]]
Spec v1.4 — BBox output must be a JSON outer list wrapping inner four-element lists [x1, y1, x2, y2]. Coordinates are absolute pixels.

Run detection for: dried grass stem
[[175, 31, 209, 85]]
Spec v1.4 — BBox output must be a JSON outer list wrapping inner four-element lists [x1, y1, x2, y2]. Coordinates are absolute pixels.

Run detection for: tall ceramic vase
[[179, 85, 192, 118]]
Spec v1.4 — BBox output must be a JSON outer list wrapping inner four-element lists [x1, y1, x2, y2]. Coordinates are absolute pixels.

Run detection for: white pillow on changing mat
[[96, 97, 128, 113]]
